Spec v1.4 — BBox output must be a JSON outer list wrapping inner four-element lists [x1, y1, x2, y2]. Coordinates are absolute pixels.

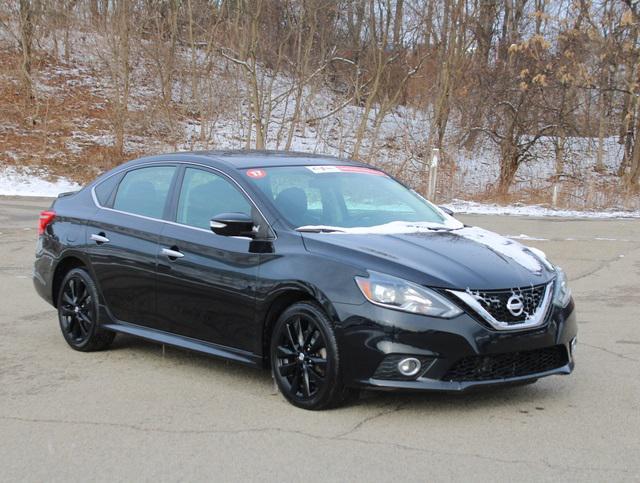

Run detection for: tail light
[[38, 210, 56, 235]]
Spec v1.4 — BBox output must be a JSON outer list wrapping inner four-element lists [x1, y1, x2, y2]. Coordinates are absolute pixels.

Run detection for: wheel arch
[[260, 284, 341, 367], [51, 254, 89, 307]]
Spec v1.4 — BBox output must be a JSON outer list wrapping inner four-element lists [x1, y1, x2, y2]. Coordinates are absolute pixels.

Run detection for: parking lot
[[1, 196, 639, 482]]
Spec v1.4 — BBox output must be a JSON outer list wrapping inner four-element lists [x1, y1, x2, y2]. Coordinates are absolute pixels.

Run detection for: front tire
[[57, 267, 115, 352], [270, 301, 353, 410]]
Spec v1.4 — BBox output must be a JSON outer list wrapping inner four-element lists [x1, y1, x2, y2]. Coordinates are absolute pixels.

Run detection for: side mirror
[[210, 212, 256, 237], [439, 206, 454, 216]]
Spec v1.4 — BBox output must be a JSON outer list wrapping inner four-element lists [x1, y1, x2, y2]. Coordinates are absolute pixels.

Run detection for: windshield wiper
[[296, 226, 345, 233], [387, 222, 457, 232]]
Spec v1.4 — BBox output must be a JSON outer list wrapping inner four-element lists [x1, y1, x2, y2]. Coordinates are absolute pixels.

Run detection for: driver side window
[[176, 168, 252, 230]]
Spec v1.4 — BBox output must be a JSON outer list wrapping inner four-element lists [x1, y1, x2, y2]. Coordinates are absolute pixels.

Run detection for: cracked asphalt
[[1, 196, 639, 482]]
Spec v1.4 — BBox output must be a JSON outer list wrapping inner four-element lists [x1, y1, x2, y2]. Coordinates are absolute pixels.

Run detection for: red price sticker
[[246, 169, 267, 179], [337, 166, 387, 176]]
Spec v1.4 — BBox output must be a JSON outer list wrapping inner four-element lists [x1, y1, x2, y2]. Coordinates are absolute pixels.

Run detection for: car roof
[[131, 150, 365, 169]]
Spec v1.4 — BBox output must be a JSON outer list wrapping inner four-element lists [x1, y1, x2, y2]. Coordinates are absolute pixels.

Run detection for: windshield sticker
[[306, 165, 387, 176], [306, 166, 342, 174], [337, 166, 387, 176], [246, 169, 267, 179]]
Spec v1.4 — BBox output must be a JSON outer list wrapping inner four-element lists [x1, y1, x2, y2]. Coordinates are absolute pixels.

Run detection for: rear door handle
[[90, 233, 110, 244], [161, 247, 184, 259]]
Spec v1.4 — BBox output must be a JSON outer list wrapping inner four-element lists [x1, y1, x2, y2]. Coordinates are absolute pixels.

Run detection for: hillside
[[1, 1, 639, 214]]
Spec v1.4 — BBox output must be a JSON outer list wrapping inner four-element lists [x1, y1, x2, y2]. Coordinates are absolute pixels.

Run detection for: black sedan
[[33, 151, 577, 409]]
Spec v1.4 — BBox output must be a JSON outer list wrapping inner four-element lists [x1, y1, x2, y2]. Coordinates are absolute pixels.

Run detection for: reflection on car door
[[155, 166, 260, 353], [86, 165, 176, 329]]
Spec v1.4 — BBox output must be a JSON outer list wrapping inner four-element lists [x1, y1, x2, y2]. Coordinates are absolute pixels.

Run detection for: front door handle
[[90, 233, 110, 244], [161, 247, 184, 259]]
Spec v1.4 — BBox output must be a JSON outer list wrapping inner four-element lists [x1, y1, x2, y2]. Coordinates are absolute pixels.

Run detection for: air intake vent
[[443, 346, 568, 382]]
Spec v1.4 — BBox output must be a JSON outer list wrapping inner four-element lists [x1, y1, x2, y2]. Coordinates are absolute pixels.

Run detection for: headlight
[[355, 271, 462, 318], [553, 267, 572, 307]]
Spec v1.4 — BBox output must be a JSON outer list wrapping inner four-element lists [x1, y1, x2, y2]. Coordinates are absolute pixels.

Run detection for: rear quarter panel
[[33, 189, 97, 305]]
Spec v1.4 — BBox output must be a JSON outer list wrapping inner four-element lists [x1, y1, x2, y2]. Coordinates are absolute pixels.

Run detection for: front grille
[[470, 284, 547, 324], [442, 346, 567, 382]]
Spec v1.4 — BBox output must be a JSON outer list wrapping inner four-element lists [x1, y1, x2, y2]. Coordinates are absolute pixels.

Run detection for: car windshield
[[244, 165, 456, 231]]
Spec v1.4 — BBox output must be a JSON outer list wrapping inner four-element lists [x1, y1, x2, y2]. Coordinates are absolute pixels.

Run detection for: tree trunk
[[464, 0, 497, 150], [351, 0, 389, 159], [497, 139, 518, 196], [392, 0, 403, 49], [19, 0, 36, 102], [619, 28, 637, 143], [625, 100, 640, 189], [618, 25, 638, 177], [429, 0, 464, 151], [187, 0, 206, 142], [595, 87, 607, 173], [111, 0, 130, 157], [286, 6, 317, 151]]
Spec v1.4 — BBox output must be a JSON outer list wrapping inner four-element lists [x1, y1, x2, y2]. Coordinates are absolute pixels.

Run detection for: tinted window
[[246, 166, 445, 228], [176, 168, 251, 230], [341, 176, 417, 215], [113, 166, 176, 218], [249, 170, 325, 227], [94, 173, 122, 207]]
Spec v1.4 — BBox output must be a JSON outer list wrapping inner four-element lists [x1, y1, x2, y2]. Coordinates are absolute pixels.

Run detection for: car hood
[[300, 226, 555, 290]]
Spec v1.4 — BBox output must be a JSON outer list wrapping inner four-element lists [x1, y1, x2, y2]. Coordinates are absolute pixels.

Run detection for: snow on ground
[[0, 167, 82, 197], [444, 199, 640, 219], [0, 28, 636, 214], [505, 234, 549, 241], [1, 166, 637, 222]]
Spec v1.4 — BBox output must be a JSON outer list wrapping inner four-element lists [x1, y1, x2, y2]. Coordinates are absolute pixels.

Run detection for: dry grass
[[1, 49, 637, 212], [0, 49, 144, 183]]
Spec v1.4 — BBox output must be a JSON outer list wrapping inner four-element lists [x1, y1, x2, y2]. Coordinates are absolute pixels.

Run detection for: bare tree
[[142, 0, 180, 140], [18, 0, 38, 102], [1, 0, 639, 204], [475, 36, 557, 195], [618, 0, 640, 188], [220, 0, 293, 149], [100, 0, 133, 157]]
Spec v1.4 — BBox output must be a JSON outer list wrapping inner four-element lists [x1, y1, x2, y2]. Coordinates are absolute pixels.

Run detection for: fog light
[[397, 357, 421, 377], [570, 337, 577, 355]]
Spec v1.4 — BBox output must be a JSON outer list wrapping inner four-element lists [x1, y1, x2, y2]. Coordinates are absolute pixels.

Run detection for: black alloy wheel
[[276, 313, 327, 398], [57, 268, 115, 351], [271, 301, 353, 410]]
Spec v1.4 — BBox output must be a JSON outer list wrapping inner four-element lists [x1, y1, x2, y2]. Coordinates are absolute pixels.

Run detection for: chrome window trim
[[447, 282, 554, 331], [90, 161, 276, 239]]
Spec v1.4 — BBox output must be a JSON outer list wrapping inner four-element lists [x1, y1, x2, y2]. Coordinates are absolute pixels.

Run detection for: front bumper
[[333, 298, 577, 392]]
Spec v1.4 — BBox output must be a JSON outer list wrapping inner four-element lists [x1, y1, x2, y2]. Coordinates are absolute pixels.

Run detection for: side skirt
[[101, 320, 262, 367]]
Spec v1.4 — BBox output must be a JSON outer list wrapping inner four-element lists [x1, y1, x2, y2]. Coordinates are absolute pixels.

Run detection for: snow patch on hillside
[[445, 199, 640, 219], [0, 167, 82, 197], [0, 28, 635, 212]]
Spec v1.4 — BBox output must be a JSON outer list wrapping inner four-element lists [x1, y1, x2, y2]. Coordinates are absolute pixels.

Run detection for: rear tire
[[270, 301, 354, 410], [57, 267, 115, 352]]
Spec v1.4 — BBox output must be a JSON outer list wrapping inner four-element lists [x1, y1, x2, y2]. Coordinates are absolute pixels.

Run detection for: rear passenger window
[[94, 173, 122, 207], [177, 168, 251, 230], [113, 166, 176, 219]]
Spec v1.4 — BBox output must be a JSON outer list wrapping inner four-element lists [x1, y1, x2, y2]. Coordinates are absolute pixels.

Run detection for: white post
[[427, 148, 439, 201], [552, 183, 559, 208]]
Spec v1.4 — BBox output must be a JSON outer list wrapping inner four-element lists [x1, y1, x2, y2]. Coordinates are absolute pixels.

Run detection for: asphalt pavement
[[1, 196, 639, 482]]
